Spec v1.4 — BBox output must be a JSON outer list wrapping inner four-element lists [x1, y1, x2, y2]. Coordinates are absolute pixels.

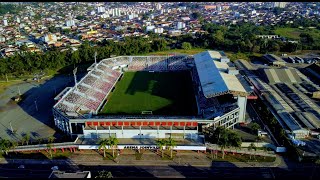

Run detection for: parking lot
[[0, 74, 74, 142]]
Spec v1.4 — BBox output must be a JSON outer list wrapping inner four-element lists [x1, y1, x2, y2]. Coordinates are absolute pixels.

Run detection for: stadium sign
[[124, 145, 159, 149]]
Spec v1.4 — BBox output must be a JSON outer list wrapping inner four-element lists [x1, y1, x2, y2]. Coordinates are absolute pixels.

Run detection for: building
[[40, 34, 58, 43], [66, 13, 75, 27], [256, 35, 280, 39], [154, 27, 164, 34], [52, 51, 252, 151], [97, 6, 105, 13], [263, 54, 286, 67], [146, 25, 155, 32], [273, 2, 287, 8], [3, 19, 8, 26], [204, 5, 216, 10], [155, 3, 162, 10], [176, 22, 186, 30]]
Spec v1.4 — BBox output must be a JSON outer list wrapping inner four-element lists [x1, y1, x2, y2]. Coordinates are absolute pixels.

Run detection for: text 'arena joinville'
[[52, 50, 253, 150]]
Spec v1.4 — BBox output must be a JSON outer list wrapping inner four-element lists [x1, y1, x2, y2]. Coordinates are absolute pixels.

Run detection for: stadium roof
[[259, 68, 302, 84], [193, 51, 251, 98]]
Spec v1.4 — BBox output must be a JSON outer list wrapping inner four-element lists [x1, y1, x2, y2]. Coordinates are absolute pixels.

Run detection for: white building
[[176, 22, 185, 30], [154, 27, 164, 34], [273, 2, 287, 8], [40, 34, 57, 43], [156, 3, 162, 10], [100, 13, 109, 18], [146, 25, 155, 32], [16, 17, 20, 23], [66, 20, 75, 27], [3, 19, 8, 26], [97, 6, 105, 13], [216, 5, 222, 11]]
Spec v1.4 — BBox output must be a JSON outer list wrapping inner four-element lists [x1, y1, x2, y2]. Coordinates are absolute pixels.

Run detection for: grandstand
[[52, 51, 252, 150]]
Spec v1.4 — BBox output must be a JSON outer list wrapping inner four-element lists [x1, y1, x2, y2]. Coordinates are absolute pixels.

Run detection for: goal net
[[141, 111, 153, 115]]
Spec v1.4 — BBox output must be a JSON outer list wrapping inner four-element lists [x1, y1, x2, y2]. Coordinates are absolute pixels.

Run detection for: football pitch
[[100, 71, 197, 115]]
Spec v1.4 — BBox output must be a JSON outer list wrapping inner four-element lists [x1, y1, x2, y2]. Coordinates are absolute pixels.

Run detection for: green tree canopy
[[181, 42, 192, 50]]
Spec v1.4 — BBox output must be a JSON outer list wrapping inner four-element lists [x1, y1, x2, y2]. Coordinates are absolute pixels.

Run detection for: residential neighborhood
[[1, 2, 320, 57]]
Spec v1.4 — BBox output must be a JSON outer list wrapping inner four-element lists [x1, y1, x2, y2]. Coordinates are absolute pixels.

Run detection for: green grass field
[[100, 71, 197, 115], [141, 48, 208, 56], [275, 27, 320, 40]]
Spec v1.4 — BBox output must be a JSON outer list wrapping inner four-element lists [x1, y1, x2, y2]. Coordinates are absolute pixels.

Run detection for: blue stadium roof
[[194, 51, 251, 98]]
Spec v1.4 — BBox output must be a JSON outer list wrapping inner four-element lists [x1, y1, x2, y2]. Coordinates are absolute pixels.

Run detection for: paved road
[[1, 163, 319, 179]]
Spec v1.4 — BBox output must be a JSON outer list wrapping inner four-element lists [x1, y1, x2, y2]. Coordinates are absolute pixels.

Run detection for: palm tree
[[108, 136, 119, 158], [46, 136, 55, 159], [0, 139, 12, 155], [279, 129, 286, 138], [22, 133, 30, 145], [215, 127, 230, 159], [248, 143, 256, 160], [228, 132, 242, 151], [166, 137, 177, 159], [48, 136, 55, 143], [98, 138, 109, 158], [11, 141, 18, 153], [156, 139, 167, 158], [36, 137, 43, 145], [46, 143, 53, 159]]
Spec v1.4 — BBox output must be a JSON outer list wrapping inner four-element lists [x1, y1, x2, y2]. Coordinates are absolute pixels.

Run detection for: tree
[[48, 136, 55, 143], [181, 42, 192, 50], [213, 30, 225, 46], [251, 123, 261, 134], [156, 139, 167, 158], [228, 132, 242, 150], [0, 139, 12, 155], [108, 136, 119, 158], [279, 129, 286, 138], [166, 137, 177, 159], [95, 170, 113, 178], [248, 143, 256, 160], [36, 137, 43, 145], [22, 133, 31, 145], [214, 126, 230, 159], [270, 118, 277, 127], [98, 138, 109, 158], [46, 143, 53, 159], [46, 136, 55, 159]]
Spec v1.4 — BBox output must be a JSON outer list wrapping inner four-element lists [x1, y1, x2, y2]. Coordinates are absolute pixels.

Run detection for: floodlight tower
[[73, 67, 78, 91], [94, 51, 97, 70]]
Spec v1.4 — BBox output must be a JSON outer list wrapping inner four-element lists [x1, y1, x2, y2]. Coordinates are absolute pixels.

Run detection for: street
[[0, 163, 319, 179]]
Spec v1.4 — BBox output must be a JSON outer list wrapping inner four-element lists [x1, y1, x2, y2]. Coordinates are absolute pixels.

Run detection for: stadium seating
[[146, 57, 168, 71], [57, 55, 197, 114], [56, 103, 74, 112], [128, 57, 147, 71], [57, 64, 122, 113], [168, 57, 189, 71]]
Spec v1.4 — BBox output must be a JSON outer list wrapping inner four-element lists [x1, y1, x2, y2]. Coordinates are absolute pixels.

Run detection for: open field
[[143, 48, 208, 56], [100, 71, 197, 115], [275, 27, 320, 41]]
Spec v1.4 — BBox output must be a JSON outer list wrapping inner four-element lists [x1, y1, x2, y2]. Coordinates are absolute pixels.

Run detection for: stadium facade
[[52, 51, 252, 150]]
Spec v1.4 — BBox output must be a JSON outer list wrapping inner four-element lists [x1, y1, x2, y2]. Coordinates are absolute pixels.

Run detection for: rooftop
[[193, 51, 251, 98]]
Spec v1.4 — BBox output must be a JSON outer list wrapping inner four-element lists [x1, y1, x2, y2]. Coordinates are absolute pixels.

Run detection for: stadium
[[52, 50, 252, 150]]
